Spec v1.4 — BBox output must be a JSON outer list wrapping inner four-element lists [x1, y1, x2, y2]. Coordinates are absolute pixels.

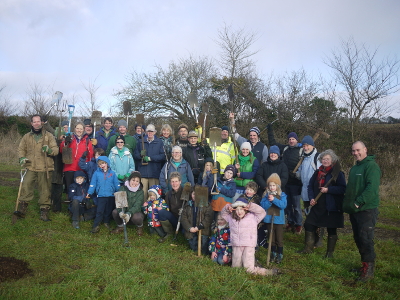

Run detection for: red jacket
[[60, 134, 94, 172]]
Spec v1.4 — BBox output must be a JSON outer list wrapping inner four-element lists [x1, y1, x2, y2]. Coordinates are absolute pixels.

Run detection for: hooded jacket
[[343, 155, 381, 214], [260, 192, 287, 224], [60, 133, 94, 172], [181, 199, 214, 239], [68, 170, 89, 202], [108, 146, 135, 178], [221, 202, 266, 247], [87, 156, 120, 197]]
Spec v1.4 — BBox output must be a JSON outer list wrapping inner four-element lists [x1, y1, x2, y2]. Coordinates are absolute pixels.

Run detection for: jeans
[[93, 197, 114, 227], [350, 208, 379, 262], [284, 184, 302, 226], [158, 209, 178, 228], [188, 234, 210, 255]]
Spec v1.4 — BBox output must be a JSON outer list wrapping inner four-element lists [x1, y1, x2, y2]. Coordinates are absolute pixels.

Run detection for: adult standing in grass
[[298, 150, 346, 259], [159, 124, 174, 161], [108, 135, 135, 183], [17, 115, 59, 221], [343, 141, 381, 282]]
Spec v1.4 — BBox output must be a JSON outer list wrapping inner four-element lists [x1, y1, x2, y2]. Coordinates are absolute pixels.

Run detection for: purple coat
[[221, 203, 266, 247]]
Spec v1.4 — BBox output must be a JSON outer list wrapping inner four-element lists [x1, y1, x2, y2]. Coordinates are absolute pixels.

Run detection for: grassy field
[[0, 170, 399, 299]]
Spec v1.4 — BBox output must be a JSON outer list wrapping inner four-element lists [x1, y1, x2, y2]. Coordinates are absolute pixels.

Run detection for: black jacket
[[182, 143, 212, 182], [255, 157, 289, 196]]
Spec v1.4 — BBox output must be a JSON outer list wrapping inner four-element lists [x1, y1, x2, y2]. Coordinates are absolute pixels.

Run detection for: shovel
[[304, 161, 342, 216], [123, 101, 132, 129], [266, 200, 280, 267], [91, 110, 102, 140], [195, 185, 209, 256], [174, 182, 192, 240], [209, 127, 222, 195], [136, 114, 148, 166], [114, 191, 130, 247], [188, 92, 198, 124], [198, 102, 209, 141], [12, 168, 29, 224]]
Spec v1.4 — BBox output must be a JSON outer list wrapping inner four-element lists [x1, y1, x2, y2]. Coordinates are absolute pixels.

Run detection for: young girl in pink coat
[[221, 198, 279, 276]]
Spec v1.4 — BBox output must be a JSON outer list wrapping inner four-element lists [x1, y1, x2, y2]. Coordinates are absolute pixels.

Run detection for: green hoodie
[[343, 155, 381, 214]]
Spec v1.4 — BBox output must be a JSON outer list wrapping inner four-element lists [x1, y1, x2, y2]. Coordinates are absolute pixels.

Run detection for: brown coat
[[18, 130, 59, 172], [181, 201, 214, 239]]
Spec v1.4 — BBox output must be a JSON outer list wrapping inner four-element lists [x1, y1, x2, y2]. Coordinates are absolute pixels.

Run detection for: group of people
[[16, 114, 381, 281]]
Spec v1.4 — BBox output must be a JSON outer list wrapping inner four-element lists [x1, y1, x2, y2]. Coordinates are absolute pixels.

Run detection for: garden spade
[[174, 182, 192, 240], [195, 185, 209, 256], [12, 168, 28, 224], [266, 199, 280, 267], [123, 101, 132, 129], [198, 102, 209, 141], [188, 92, 198, 123], [91, 110, 102, 142], [114, 191, 130, 247], [209, 127, 222, 195], [136, 114, 147, 166], [305, 161, 341, 216]]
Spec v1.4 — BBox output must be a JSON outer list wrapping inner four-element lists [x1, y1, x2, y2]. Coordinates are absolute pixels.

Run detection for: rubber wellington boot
[[324, 235, 338, 258], [357, 262, 375, 282], [314, 227, 325, 248], [158, 221, 173, 243], [270, 252, 277, 263], [40, 208, 51, 221], [297, 231, 315, 254]]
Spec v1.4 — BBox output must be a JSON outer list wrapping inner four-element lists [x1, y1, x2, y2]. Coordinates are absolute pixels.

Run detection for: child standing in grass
[[68, 170, 91, 229], [209, 213, 232, 265], [142, 185, 169, 239], [260, 173, 287, 264], [221, 198, 279, 276], [87, 156, 120, 233]]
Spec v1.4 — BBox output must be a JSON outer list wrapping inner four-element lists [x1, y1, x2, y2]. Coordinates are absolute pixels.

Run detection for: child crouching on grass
[[221, 198, 279, 276], [260, 173, 287, 264], [181, 188, 213, 255], [209, 213, 232, 265], [142, 185, 168, 239], [87, 156, 120, 234]]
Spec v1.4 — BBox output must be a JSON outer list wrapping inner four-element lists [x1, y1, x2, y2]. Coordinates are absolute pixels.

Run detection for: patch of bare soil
[[0, 257, 33, 282], [0, 171, 20, 188]]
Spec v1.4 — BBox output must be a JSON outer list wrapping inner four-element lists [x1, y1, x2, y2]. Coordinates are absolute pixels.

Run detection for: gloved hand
[[42, 145, 52, 154], [91, 138, 98, 146], [198, 222, 205, 230], [117, 174, 125, 180], [65, 135, 72, 145], [266, 123, 272, 131], [81, 151, 88, 159], [140, 149, 146, 157], [119, 212, 130, 223], [143, 156, 150, 162], [211, 168, 218, 174], [125, 173, 130, 179], [19, 157, 28, 166]]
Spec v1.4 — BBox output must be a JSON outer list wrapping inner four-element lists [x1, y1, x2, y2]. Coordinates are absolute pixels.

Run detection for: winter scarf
[[317, 165, 333, 187], [124, 180, 140, 192]]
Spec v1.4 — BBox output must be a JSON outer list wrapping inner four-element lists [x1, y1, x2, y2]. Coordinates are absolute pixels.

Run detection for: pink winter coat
[[221, 203, 266, 247]]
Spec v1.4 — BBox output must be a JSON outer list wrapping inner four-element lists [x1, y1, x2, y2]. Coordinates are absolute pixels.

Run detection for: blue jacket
[[108, 146, 135, 179], [78, 157, 97, 181], [207, 176, 236, 201], [95, 127, 117, 152], [308, 170, 346, 212], [159, 158, 195, 194], [133, 136, 165, 178], [88, 156, 120, 197], [297, 149, 320, 202], [260, 192, 287, 224], [68, 171, 89, 202]]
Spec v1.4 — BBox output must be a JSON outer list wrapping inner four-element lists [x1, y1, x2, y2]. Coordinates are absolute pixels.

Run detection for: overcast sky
[[1, 0, 399, 116]]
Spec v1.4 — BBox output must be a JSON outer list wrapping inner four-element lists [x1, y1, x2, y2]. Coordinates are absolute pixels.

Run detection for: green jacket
[[343, 155, 381, 214], [117, 184, 144, 217], [106, 134, 137, 156]]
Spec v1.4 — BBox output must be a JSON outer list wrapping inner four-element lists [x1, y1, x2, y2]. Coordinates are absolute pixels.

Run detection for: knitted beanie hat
[[117, 119, 128, 128], [221, 126, 229, 132], [267, 173, 281, 187], [269, 145, 280, 156], [148, 185, 162, 198], [224, 164, 236, 177], [249, 126, 260, 136], [301, 135, 315, 146], [288, 132, 299, 141], [128, 171, 141, 182], [232, 197, 249, 208], [240, 142, 252, 151]]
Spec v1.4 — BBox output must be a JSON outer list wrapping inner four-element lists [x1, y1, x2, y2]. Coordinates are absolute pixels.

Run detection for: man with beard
[[176, 123, 190, 149], [17, 115, 59, 221], [182, 131, 212, 184]]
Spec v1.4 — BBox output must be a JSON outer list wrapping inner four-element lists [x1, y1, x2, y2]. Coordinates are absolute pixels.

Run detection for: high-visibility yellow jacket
[[208, 137, 236, 174]]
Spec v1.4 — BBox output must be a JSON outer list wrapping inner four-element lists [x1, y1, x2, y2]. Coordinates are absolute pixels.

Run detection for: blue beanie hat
[[288, 132, 299, 141], [269, 145, 280, 156], [221, 126, 229, 132], [301, 135, 315, 146]]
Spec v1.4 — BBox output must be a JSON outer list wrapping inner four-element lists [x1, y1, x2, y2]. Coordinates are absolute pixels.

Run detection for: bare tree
[[324, 37, 400, 139], [80, 74, 102, 117], [23, 82, 54, 117], [0, 85, 18, 117], [116, 55, 218, 127]]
